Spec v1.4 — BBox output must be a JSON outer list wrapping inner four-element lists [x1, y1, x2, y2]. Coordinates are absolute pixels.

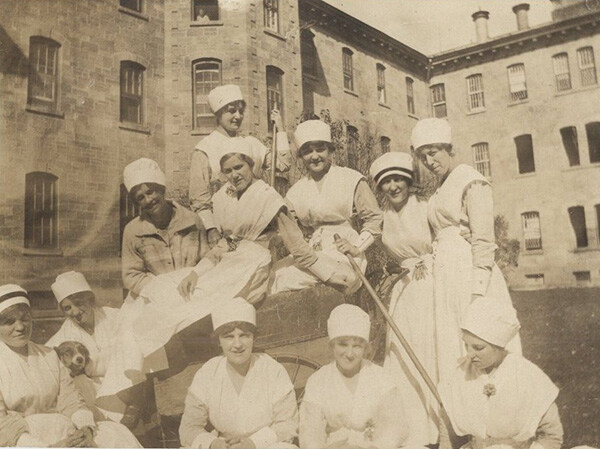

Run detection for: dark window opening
[[515, 134, 535, 174], [560, 126, 580, 166], [193, 0, 219, 21], [585, 121, 600, 163], [120, 0, 142, 12], [568, 206, 588, 248]]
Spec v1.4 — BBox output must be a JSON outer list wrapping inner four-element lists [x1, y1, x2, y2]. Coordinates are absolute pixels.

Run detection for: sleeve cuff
[[276, 131, 290, 153], [71, 409, 95, 430], [355, 231, 375, 252], [198, 210, 217, 231], [249, 426, 278, 448], [308, 257, 335, 282], [191, 431, 217, 449], [472, 267, 492, 296], [16, 432, 46, 447]]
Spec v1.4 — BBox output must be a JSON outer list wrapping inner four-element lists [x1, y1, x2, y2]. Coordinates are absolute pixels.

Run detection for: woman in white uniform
[[440, 296, 563, 449], [411, 118, 521, 384], [189, 84, 291, 250], [0, 284, 141, 448], [299, 304, 409, 449], [270, 120, 383, 295], [369, 152, 439, 447], [179, 297, 298, 449]]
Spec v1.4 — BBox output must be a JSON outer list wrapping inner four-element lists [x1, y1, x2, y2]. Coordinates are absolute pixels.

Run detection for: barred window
[[342, 48, 354, 91], [521, 211, 542, 250], [466, 74, 485, 111], [568, 206, 588, 248], [515, 134, 535, 174], [553, 53, 572, 91], [577, 46, 597, 87], [585, 121, 600, 163], [25, 172, 58, 249], [507, 63, 528, 101], [192, 58, 221, 129], [193, 0, 219, 21], [380, 136, 390, 153], [120, 0, 142, 12], [27, 37, 60, 112], [472, 142, 491, 178], [430, 83, 447, 118], [346, 125, 359, 170], [266, 66, 284, 133], [376, 64, 386, 104], [560, 126, 580, 167], [406, 77, 415, 115], [264, 0, 279, 33], [120, 61, 144, 124]]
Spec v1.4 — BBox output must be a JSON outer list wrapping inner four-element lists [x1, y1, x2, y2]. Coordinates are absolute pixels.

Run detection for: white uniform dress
[[300, 360, 409, 449], [179, 353, 298, 449], [0, 341, 141, 448], [428, 164, 521, 383], [439, 353, 563, 449], [381, 195, 439, 446]]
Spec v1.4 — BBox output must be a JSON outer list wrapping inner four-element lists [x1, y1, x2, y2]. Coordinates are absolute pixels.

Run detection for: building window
[[574, 271, 591, 285], [266, 66, 284, 133], [192, 58, 221, 129], [24, 172, 58, 250], [472, 142, 491, 178], [466, 74, 485, 111], [120, 61, 144, 124], [577, 46, 597, 87], [120, 184, 139, 249], [515, 134, 535, 174], [521, 211, 542, 250], [553, 53, 572, 91], [346, 125, 358, 170], [264, 0, 279, 33], [193, 0, 219, 21], [380, 136, 390, 153], [560, 126, 580, 167], [300, 29, 317, 78], [406, 77, 415, 115], [430, 83, 447, 118], [568, 206, 589, 248], [120, 0, 142, 12], [376, 64, 386, 104], [525, 274, 544, 286], [342, 48, 354, 92], [585, 121, 600, 163], [27, 37, 60, 112], [507, 63, 528, 101]]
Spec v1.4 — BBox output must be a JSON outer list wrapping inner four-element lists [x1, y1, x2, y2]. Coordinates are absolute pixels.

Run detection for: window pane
[[521, 211, 542, 250], [553, 53, 572, 91], [577, 47, 597, 86], [377, 64, 386, 104], [585, 122, 600, 163], [193, 0, 219, 21], [515, 134, 535, 174], [472, 142, 491, 178], [193, 60, 221, 129], [466, 74, 485, 110], [568, 206, 588, 247], [431, 84, 447, 118], [560, 126, 580, 166], [342, 49, 353, 91], [264, 0, 279, 32], [28, 38, 59, 108], [120, 62, 144, 124], [406, 77, 415, 114], [24, 172, 58, 249], [508, 64, 528, 101]]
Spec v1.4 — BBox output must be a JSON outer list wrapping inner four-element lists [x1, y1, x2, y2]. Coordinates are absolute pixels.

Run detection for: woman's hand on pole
[[177, 271, 200, 301], [270, 109, 284, 131]]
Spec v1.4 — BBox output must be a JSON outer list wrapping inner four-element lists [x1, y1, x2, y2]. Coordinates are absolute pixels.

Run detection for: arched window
[[376, 64, 386, 104], [24, 172, 58, 249], [120, 61, 145, 124], [521, 211, 542, 250], [27, 36, 61, 112], [515, 134, 535, 174], [192, 58, 222, 129], [466, 74, 485, 111], [552, 53, 571, 91], [342, 48, 354, 91], [346, 125, 358, 170], [266, 66, 284, 132], [585, 121, 600, 163], [472, 142, 491, 178], [577, 46, 597, 86]]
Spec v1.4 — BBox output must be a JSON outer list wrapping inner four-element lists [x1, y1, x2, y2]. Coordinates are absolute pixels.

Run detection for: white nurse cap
[[219, 137, 261, 171], [410, 118, 452, 150], [369, 152, 414, 186], [293, 120, 332, 154], [212, 297, 256, 332], [461, 296, 520, 348], [123, 158, 166, 193], [327, 304, 370, 342], [51, 271, 93, 304], [0, 284, 30, 315], [208, 84, 244, 114]]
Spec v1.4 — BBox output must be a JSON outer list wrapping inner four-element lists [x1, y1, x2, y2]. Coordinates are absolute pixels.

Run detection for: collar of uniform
[[134, 201, 198, 237]]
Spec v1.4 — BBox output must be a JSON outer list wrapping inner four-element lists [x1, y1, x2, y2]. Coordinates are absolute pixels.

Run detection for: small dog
[[55, 341, 90, 377]]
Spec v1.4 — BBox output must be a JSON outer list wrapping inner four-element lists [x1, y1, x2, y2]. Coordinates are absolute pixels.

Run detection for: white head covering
[[369, 152, 414, 186], [0, 284, 30, 315], [51, 271, 93, 304], [410, 117, 452, 150], [327, 304, 370, 342], [212, 297, 256, 332], [208, 84, 244, 114], [294, 120, 332, 154], [219, 137, 262, 171], [123, 158, 166, 193], [461, 296, 520, 348]]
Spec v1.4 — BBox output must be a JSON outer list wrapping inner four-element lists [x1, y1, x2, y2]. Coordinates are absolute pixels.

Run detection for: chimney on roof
[[513, 3, 530, 31], [472, 10, 490, 43]]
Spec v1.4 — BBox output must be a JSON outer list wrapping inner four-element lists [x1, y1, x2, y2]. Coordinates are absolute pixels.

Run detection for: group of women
[[0, 83, 565, 449]]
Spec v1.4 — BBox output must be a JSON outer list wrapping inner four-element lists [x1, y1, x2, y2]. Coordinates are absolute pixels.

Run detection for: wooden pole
[[270, 121, 277, 187]]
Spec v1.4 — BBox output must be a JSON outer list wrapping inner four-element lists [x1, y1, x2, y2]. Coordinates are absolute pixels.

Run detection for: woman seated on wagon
[[270, 119, 383, 295], [0, 284, 141, 448], [439, 296, 563, 449], [299, 304, 409, 449], [179, 297, 298, 449]]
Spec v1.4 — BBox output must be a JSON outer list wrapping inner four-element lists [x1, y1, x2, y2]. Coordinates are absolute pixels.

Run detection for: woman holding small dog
[[0, 284, 141, 448], [178, 297, 298, 449]]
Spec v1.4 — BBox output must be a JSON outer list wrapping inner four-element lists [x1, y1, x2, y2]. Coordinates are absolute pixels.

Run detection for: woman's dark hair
[[129, 182, 166, 204], [215, 100, 247, 123], [212, 320, 257, 339], [220, 152, 255, 170]]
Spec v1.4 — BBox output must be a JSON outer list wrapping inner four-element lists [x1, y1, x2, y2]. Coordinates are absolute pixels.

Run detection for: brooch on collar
[[483, 383, 496, 397], [226, 185, 237, 197]]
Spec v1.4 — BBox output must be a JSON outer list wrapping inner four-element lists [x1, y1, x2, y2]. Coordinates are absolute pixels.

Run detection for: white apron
[[428, 165, 521, 384], [381, 196, 439, 446], [270, 165, 366, 294]]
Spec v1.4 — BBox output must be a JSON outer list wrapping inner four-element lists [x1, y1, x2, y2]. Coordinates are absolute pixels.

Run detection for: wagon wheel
[[271, 353, 321, 404]]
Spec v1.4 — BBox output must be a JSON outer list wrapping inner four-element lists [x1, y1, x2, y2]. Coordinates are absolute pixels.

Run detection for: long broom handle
[[270, 121, 277, 187]]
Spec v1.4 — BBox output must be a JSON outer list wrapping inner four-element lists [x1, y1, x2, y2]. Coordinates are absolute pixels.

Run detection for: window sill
[[22, 248, 64, 257], [572, 247, 600, 253], [466, 108, 486, 116], [191, 129, 212, 136], [561, 163, 600, 172], [408, 113, 419, 120], [118, 6, 149, 21], [264, 29, 286, 41], [515, 172, 536, 178], [26, 106, 64, 119], [190, 20, 223, 27], [554, 83, 600, 97], [119, 123, 151, 134], [522, 249, 544, 255], [507, 99, 529, 107], [344, 89, 358, 98], [378, 102, 391, 110]]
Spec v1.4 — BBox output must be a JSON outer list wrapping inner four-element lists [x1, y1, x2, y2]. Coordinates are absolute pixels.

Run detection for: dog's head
[[54, 341, 90, 377]]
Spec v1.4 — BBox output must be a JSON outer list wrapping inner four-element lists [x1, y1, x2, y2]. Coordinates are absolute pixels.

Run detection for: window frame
[[266, 65, 284, 133], [577, 46, 597, 87], [120, 61, 145, 125], [552, 52, 572, 92], [192, 58, 222, 130], [507, 63, 528, 102], [264, 0, 279, 34], [27, 36, 61, 113], [521, 211, 542, 251], [376, 63, 386, 104], [24, 172, 59, 250], [430, 83, 447, 118], [406, 77, 415, 115], [342, 48, 354, 92], [472, 142, 491, 179], [466, 73, 485, 112], [568, 205, 589, 248]]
